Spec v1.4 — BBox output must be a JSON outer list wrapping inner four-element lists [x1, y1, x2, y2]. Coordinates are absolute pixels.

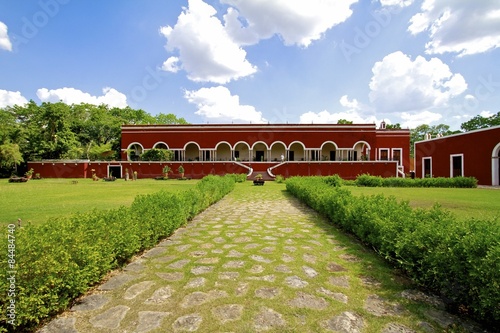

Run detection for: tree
[[337, 119, 353, 124], [461, 111, 500, 131], [409, 124, 458, 157], [386, 123, 402, 129], [0, 142, 23, 172], [140, 148, 173, 161], [155, 113, 189, 124]]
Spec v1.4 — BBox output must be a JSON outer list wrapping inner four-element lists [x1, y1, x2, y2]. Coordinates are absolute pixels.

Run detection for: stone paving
[[38, 184, 486, 333]]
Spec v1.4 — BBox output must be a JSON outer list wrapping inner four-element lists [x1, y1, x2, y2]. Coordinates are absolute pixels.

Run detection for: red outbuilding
[[414, 125, 500, 185]]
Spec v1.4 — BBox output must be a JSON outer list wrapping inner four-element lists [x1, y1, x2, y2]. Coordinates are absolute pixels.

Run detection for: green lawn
[[0, 178, 198, 226], [347, 186, 500, 221]]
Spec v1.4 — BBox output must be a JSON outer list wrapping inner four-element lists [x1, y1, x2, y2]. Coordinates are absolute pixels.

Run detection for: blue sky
[[1, 0, 499, 130]]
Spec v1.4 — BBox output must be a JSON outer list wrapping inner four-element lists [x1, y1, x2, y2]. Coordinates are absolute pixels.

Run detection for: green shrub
[[355, 174, 478, 188], [286, 176, 499, 326], [275, 174, 285, 183], [0, 175, 235, 332], [226, 173, 247, 183]]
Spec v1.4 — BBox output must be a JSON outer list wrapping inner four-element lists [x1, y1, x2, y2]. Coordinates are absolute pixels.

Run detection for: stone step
[[248, 171, 274, 181]]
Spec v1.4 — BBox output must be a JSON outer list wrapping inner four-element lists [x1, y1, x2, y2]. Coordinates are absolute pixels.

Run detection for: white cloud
[[0, 90, 28, 108], [36, 87, 128, 108], [379, 0, 414, 7], [160, 0, 257, 84], [185, 86, 266, 123], [400, 110, 442, 128], [408, 0, 500, 56], [300, 95, 377, 124], [161, 56, 181, 73], [0, 21, 13, 51], [369, 51, 467, 113], [222, 0, 358, 47]]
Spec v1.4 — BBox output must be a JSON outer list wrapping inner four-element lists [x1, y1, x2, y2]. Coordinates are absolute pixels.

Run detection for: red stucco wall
[[414, 126, 500, 185]]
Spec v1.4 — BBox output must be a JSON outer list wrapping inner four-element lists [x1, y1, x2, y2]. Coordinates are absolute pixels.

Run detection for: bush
[[355, 174, 477, 188], [226, 173, 247, 183], [286, 176, 499, 326], [275, 174, 285, 183], [0, 175, 235, 332]]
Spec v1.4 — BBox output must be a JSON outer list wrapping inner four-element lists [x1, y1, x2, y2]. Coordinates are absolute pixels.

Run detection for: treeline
[[0, 101, 187, 176]]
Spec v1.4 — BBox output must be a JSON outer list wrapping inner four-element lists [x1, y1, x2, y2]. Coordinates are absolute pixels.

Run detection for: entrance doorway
[[423, 158, 431, 178], [330, 151, 336, 161], [289, 151, 295, 161], [108, 165, 122, 178], [451, 154, 463, 177], [256, 151, 265, 161]]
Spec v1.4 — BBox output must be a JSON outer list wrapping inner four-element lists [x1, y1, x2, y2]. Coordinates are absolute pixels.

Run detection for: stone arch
[[288, 141, 305, 161], [492, 142, 500, 186], [234, 141, 251, 161], [252, 141, 269, 162], [321, 141, 338, 161], [153, 142, 169, 150], [126, 142, 144, 161], [184, 142, 200, 161], [353, 141, 371, 161], [270, 141, 287, 162], [215, 141, 232, 161]]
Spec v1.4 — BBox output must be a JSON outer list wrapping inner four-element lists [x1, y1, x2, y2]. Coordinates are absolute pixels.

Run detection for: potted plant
[[178, 165, 185, 178], [253, 173, 265, 186], [133, 171, 138, 181], [162, 165, 171, 179], [25, 168, 34, 180]]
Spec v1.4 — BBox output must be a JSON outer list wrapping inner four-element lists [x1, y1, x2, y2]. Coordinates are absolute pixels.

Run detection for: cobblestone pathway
[[39, 184, 485, 333]]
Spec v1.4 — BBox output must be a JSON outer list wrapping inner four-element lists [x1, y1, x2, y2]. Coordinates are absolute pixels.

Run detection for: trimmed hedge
[[0, 175, 235, 332], [286, 176, 499, 327], [356, 174, 478, 188]]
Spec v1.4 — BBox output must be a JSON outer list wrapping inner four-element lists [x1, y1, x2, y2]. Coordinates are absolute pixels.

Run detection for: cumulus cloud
[[300, 95, 377, 124], [36, 87, 128, 108], [0, 21, 13, 51], [379, 0, 414, 7], [222, 0, 358, 47], [369, 51, 467, 114], [161, 56, 181, 73], [160, 0, 257, 84], [184, 86, 266, 123], [0, 90, 28, 108], [400, 110, 442, 128], [408, 0, 500, 56]]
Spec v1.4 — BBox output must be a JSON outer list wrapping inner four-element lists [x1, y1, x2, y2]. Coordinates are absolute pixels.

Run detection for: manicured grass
[[347, 186, 500, 221], [0, 178, 198, 226]]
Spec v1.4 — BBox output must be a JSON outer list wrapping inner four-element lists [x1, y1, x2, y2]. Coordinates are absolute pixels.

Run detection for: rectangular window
[[379, 149, 389, 161], [423, 157, 432, 178], [392, 149, 402, 165], [451, 154, 464, 177]]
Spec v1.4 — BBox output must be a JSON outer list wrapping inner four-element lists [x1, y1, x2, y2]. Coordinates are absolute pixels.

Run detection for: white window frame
[[379, 148, 389, 161], [422, 157, 432, 178], [450, 153, 464, 177], [392, 148, 403, 165]]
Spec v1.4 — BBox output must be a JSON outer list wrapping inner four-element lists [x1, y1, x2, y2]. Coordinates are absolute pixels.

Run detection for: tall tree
[[154, 113, 189, 124], [461, 111, 500, 131], [409, 124, 458, 157]]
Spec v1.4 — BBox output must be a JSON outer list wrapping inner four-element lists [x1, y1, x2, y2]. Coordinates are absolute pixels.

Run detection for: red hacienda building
[[28, 122, 411, 180], [414, 125, 500, 186]]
